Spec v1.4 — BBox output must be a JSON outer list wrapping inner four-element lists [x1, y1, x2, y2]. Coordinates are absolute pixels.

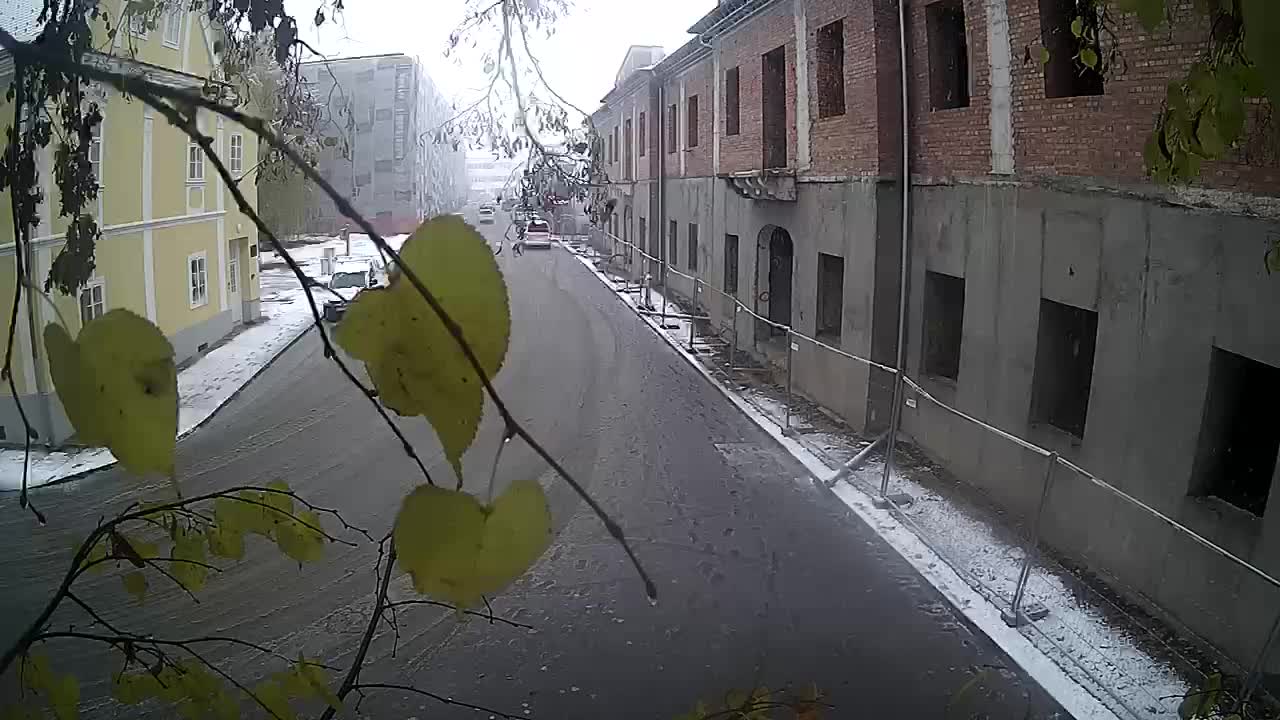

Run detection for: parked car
[[523, 219, 553, 249], [323, 259, 381, 322], [478, 205, 496, 224]]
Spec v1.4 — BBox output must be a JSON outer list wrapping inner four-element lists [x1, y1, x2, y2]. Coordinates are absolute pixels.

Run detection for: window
[[375, 108, 392, 122], [162, 6, 181, 47], [725, 67, 740, 136], [1030, 299, 1098, 438], [608, 132, 615, 164], [638, 217, 647, 255], [79, 280, 105, 325], [128, 9, 147, 36], [668, 220, 678, 266], [927, 0, 970, 110], [815, 20, 846, 118], [186, 142, 204, 182], [188, 253, 208, 308], [923, 271, 964, 380], [761, 45, 787, 168], [229, 133, 243, 175], [638, 112, 647, 156], [395, 65, 412, 101], [88, 122, 103, 184], [687, 95, 699, 148], [355, 172, 371, 186], [1039, 0, 1104, 98], [724, 234, 739, 294], [394, 110, 408, 160], [667, 104, 677, 153], [687, 223, 698, 271], [613, 126, 620, 164], [1189, 348, 1280, 517], [816, 253, 844, 339], [375, 159, 394, 173], [228, 252, 239, 294], [624, 117, 633, 179]]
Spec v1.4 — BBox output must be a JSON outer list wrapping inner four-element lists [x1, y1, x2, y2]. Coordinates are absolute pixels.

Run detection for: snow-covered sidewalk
[[0, 233, 404, 491], [561, 239, 1210, 720]]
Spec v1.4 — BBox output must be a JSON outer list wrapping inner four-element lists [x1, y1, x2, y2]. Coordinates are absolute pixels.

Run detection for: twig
[[384, 599, 534, 631], [318, 544, 397, 720], [179, 644, 289, 720], [353, 682, 527, 719]]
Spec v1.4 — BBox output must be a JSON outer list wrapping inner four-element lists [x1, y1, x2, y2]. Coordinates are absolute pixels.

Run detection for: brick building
[[590, 0, 1280, 672]]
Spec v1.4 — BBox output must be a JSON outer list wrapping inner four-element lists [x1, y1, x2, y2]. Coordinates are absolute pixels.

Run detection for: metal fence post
[[689, 278, 699, 352], [1240, 607, 1280, 711], [1002, 451, 1058, 627], [784, 328, 795, 433], [731, 304, 740, 370]]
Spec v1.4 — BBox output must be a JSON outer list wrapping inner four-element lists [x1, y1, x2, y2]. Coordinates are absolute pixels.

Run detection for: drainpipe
[[657, 78, 667, 305], [877, 0, 912, 502]]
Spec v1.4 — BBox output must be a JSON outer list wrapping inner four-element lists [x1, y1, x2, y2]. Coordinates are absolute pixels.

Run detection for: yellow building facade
[[0, 2, 261, 444]]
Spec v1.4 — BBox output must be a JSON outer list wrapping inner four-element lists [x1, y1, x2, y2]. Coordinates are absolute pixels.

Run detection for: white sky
[[286, 0, 716, 116]]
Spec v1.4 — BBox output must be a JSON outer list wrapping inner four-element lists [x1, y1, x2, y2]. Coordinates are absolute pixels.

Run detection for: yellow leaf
[[122, 571, 148, 603], [253, 680, 297, 720], [206, 523, 245, 560], [170, 527, 209, 593], [50, 674, 79, 720], [263, 480, 294, 522], [335, 215, 510, 482], [21, 653, 52, 693], [393, 480, 552, 608], [276, 511, 325, 565], [297, 659, 342, 711], [45, 310, 177, 477]]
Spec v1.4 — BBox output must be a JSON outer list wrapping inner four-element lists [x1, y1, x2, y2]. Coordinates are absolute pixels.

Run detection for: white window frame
[[227, 251, 239, 294], [187, 141, 204, 182], [79, 278, 106, 325], [188, 252, 208, 308], [127, 6, 147, 37], [88, 123, 103, 184], [162, 5, 181, 48], [229, 133, 243, 175]]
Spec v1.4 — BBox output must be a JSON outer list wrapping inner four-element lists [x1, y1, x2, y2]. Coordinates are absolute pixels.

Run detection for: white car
[[323, 259, 381, 321], [478, 205, 496, 224], [523, 219, 553, 249]]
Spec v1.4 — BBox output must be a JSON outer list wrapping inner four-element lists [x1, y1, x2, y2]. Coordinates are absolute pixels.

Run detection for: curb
[[563, 246, 1120, 720], [6, 318, 316, 491]]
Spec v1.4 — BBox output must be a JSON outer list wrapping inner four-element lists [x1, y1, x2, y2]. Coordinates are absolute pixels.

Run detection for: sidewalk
[[560, 238, 1211, 720], [0, 233, 404, 491]]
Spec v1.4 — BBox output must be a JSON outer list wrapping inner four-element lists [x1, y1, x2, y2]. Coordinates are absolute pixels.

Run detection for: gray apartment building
[[299, 53, 466, 236]]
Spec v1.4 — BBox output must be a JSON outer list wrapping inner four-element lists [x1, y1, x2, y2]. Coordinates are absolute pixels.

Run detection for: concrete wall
[[900, 181, 1280, 666]]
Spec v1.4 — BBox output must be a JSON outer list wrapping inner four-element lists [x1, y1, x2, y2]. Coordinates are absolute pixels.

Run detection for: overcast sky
[[286, 0, 716, 115]]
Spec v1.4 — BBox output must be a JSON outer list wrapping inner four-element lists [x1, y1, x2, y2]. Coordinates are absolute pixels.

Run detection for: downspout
[[657, 78, 667, 304], [877, 0, 912, 500]]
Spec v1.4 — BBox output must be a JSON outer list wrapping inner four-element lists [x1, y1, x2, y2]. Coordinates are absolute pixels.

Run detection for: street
[[0, 209, 1069, 718]]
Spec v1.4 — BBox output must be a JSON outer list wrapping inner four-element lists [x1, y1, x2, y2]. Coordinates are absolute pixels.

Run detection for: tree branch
[[353, 682, 528, 719]]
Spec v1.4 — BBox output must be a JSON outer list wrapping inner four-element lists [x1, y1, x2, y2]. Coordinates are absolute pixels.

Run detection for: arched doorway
[[755, 225, 794, 338]]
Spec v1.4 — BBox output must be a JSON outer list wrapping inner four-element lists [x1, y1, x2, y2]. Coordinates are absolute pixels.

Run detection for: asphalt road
[[0, 208, 1070, 718]]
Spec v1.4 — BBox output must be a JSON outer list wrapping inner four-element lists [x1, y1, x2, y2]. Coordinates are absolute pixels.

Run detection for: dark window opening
[[1030, 299, 1098, 438], [725, 67, 741, 136], [638, 217, 647, 255], [668, 104, 678, 153], [688, 223, 698, 271], [607, 132, 614, 164], [668, 220, 678, 267], [624, 118, 634, 179], [816, 253, 844, 340], [926, 0, 970, 110], [816, 20, 846, 118], [639, 112, 647, 156], [614, 126, 620, 164], [687, 95, 700, 148], [761, 45, 787, 169], [724, 234, 739, 294], [1039, 0, 1104, 98], [1190, 348, 1280, 517], [923, 271, 965, 380]]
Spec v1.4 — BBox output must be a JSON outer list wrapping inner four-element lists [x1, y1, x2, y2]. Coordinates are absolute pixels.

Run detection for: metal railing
[[578, 226, 1280, 718]]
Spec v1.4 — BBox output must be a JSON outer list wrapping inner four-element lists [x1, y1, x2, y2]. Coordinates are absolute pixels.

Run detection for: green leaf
[[1070, 16, 1084, 37], [112, 671, 163, 705], [218, 493, 275, 538], [335, 216, 511, 483], [1177, 672, 1222, 719], [1039, 47, 1051, 65], [1119, 0, 1166, 30], [297, 659, 342, 711], [1242, 0, 1280, 111], [1195, 111, 1225, 158], [75, 533, 109, 575], [276, 511, 325, 565], [393, 480, 552, 608], [49, 674, 78, 720], [1216, 76, 1246, 146], [1266, 241, 1280, 274], [263, 480, 294, 522], [170, 527, 209, 593], [1079, 46, 1099, 70], [206, 523, 245, 560], [122, 571, 148, 603], [44, 310, 178, 477], [22, 653, 53, 693], [254, 680, 297, 720]]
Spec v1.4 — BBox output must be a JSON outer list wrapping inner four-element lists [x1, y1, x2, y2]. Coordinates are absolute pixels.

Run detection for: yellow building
[[0, 1, 261, 444]]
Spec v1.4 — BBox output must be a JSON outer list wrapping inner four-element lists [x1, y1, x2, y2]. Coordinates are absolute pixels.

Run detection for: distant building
[[297, 54, 465, 236], [465, 150, 525, 204]]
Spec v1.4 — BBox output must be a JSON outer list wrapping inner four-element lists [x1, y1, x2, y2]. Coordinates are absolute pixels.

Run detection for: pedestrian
[[340, 224, 351, 256]]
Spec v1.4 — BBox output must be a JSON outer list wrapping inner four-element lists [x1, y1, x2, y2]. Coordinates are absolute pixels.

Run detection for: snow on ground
[[0, 233, 406, 491], [563, 238, 1199, 720]]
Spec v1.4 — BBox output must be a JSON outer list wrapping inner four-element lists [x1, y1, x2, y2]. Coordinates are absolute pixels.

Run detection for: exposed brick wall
[[807, 0, 888, 175], [1006, 0, 1279, 192], [907, 0, 990, 178], [664, 62, 714, 178], [716, 3, 798, 175]]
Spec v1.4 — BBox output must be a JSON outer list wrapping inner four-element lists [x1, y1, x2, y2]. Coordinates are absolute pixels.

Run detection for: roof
[[0, 0, 43, 44], [687, 0, 768, 34]]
